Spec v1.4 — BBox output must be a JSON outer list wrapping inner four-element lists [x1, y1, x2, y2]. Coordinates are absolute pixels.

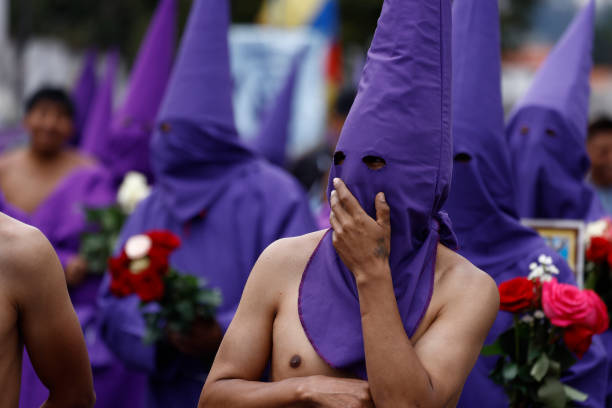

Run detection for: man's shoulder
[[435, 245, 499, 308], [253, 230, 327, 282], [0, 148, 25, 169], [0, 213, 56, 281]]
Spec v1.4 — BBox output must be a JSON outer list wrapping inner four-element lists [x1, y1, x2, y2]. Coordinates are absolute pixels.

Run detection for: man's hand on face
[[65, 256, 88, 287], [166, 318, 223, 359], [297, 376, 375, 408], [329, 178, 391, 283]]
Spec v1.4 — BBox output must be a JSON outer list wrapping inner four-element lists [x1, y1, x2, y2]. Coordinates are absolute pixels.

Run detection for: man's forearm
[[200, 378, 309, 408], [356, 265, 436, 408]]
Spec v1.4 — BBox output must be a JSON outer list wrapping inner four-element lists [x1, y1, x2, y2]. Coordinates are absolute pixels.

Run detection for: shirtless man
[[0, 212, 94, 407], [199, 0, 499, 406], [0, 88, 97, 286]]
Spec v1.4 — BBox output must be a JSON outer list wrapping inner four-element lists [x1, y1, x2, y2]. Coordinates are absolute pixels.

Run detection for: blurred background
[[0, 0, 612, 157]]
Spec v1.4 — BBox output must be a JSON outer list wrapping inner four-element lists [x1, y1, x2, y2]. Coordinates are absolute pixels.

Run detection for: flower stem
[[514, 315, 520, 362]]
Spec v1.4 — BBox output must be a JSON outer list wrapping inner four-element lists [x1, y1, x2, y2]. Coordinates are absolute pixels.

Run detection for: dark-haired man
[[587, 117, 612, 214], [0, 212, 95, 407], [0, 87, 143, 407]]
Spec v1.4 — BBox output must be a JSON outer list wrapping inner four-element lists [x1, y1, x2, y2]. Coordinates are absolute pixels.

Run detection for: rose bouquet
[[482, 255, 609, 408], [80, 172, 151, 274], [584, 218, 612, 327], [108, 230, 222, 344]]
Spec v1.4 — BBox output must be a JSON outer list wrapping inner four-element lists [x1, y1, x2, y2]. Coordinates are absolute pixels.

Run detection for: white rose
[[117, 172, 151, 214], [586, 219, 609, 243]]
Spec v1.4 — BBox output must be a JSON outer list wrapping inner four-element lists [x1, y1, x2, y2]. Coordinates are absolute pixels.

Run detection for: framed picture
[[521, 219, 586, 288]]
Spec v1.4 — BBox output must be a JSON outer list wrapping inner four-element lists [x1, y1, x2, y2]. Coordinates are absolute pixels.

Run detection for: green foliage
[[80, 204, 126, 275], [142, 269, 222, 344], [484, 317, 582, 408]]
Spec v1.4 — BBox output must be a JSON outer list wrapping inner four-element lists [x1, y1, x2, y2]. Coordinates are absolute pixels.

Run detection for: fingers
[[329, 190, 349, 225], [332, 178, 362, 216], [375, 192, 390, 232]]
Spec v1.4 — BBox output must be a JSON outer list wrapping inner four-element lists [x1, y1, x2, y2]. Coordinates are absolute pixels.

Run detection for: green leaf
[[530, 353, 550, 382], [537, 377, 567, 408], [481, 341, 503, 357], [503, 362, 519, 381], [563, 385, 588, 402]]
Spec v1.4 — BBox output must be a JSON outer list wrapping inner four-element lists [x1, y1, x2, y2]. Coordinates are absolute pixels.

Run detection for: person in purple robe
[[506, 0, 606, 222], [0, 87, 146, 408], [199, 0, 500, 406], [71, 49, 98, 146], [444, 0, 608, 406], [250, 48, 306, 168], [97, 1, 316, 407], [103, 0, 176, 185]]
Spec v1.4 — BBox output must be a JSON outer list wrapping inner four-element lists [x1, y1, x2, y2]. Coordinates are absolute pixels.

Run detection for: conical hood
[[81, 50, 119, 161], [505, 0, 605, 222], [250, 48, 306, 167], [72, 49, 98, 143], [104, 0, 176, 183], [444, 0, 547, 274], [113, 0, 176, 128], [157, 0, 237, 140], [150, 0, 254, 221], [511, 0, 594, 142], [299, 0, 456, 379]]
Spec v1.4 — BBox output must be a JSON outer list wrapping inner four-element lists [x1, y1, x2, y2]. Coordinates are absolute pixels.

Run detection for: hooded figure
[[105, 0, 176, 184], [299, 0, 457, 379], [250, 48, 307, 168], [506, 0, 606, 222], [445, 0, 608, 406], [72, 49, 98, 145], [98, 0, 316, 406], [80, 50, 119, 161]]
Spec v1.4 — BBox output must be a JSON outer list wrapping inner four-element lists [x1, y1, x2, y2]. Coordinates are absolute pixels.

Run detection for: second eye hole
[[363, 155, 386, 170]]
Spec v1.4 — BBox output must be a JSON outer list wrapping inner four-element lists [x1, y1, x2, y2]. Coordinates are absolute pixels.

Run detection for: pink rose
[[542, 279, 609, 357]]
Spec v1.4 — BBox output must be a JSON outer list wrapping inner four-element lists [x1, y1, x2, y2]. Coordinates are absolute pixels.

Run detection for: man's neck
[[26, 147, 67, 166]]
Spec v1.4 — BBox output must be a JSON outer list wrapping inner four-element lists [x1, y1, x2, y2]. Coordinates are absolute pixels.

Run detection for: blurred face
[[23, 100, 74, 157], [587, 130, 612, 187]]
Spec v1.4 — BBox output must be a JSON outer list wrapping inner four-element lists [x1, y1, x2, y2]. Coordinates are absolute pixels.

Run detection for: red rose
[[147, 230, 181, 252], [588, 237, 612, 263], [563, 326, 594, 359], [108, 251, 136, 297], [499, 277, 538, 313], [132, 269, 165, 302]]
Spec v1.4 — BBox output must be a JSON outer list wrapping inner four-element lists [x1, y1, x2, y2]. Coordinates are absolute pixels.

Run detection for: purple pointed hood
[[105, 0, 176, 182], [444, 0, 549, 275], [299, 0, 456, 378], [150, 0, 254, 221], [81, 50, 119, 161], [72, 50, 98, 144], [250, 48, 307, 168], [506, 0, 605, 222]]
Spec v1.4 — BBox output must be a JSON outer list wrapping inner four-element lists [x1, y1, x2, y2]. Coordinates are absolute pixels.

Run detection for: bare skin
[[200, 178, 499, 408], [0, 212, 95, 407], [587, 130, 612, 187], [0, 99, 95, 287]]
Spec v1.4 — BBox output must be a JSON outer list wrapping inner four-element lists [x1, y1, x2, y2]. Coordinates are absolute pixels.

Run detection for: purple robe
[[505, 0, 606, 222], [97, 0, 317, 406], [445, 0, 607, 406], [299, 0, 456, 379], [0, 164, 146, 408]]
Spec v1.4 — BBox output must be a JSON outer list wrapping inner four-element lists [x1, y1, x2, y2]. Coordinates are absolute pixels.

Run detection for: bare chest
[[0, 285, 22, 408], [0, 163, 73, 214], [270, 277, 353, 381]]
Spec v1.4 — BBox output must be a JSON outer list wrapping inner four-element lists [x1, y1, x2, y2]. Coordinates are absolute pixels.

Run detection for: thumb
[[375, 193, 390, 229]]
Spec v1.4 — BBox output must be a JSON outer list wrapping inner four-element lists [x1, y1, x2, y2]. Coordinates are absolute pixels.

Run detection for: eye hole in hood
[[362, 155, 387, 170], [454, 152, 472, 163]]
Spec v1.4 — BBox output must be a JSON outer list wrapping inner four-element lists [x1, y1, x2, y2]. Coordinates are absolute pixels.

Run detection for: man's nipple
[[289, 355, 302, 369]]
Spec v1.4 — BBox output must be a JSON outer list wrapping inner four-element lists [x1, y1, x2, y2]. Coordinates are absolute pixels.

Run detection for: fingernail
[[331, 190, 337, 197], [333, 178, 340, 186], [379, 193, 386, 202]]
